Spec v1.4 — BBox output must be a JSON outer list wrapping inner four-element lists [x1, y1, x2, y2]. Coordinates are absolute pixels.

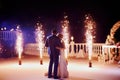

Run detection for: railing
[[0, 31, 16, 40], [0, 31, 119, 63], [23, 42, 120, 63], [102, 45, 120, 63], [69, 42, 104, 58], [24, 43, 103, 56]]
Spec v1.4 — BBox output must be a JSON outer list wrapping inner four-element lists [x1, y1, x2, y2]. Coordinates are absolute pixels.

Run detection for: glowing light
[[61, 15, 70, 60], [15, 25, 23, 65], [10, 28, 14, 31], [1, 28, 3, 30], [71, 36, 74, 41], [4, 27, 6, 30], [84, 14, 96, 67], [35, 22, 44, 64], [17, 25, 20, 29]]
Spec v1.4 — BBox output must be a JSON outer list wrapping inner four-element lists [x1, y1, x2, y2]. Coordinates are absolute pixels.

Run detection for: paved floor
[[0, 55, 120, 80]]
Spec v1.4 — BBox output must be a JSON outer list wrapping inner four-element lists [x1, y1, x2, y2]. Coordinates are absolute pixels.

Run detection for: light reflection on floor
[[0, 56, 120, 80]]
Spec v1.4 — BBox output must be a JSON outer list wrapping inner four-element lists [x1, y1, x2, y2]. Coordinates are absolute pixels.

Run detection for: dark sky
[[0, 0, 120, 43]]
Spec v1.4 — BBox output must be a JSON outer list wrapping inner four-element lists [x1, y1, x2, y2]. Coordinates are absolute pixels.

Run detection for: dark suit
[[45, 34, 62, 78]]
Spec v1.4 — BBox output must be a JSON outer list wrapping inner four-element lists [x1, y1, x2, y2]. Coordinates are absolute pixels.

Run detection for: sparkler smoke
[[35, 22, 44, 64], [15, 25, 23, 65], [84, 14, 96, 61], [61, 15, 70, 59]]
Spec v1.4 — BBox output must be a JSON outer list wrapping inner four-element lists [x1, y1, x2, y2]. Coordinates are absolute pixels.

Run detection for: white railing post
[[77, 43, 85, 58], [70, 40, 75, 57]]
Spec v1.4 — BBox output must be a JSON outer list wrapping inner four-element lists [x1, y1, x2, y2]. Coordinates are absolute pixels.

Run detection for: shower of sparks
[[61, 15, 70, 59], [84, 14, 96, 61], [35, 22, 44, 62], [15, 25, 23, 60]]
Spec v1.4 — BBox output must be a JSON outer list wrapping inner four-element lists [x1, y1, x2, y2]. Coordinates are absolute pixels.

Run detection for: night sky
[[0, 0, 120, 43]]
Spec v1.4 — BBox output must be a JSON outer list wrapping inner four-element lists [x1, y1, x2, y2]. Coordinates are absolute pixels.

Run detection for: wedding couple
[[45, 29, 68, 79]]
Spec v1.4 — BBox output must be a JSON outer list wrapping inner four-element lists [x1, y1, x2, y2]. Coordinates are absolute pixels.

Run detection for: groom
[[45, 29, 62, 79]]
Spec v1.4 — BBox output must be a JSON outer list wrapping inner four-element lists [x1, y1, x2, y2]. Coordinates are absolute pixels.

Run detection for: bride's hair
[[57, 33, 63, 39]]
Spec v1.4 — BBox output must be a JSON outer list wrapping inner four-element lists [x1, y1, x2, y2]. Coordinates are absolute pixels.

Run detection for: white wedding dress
[[45, 46, 69, 78], [59, 49, 69, 79]]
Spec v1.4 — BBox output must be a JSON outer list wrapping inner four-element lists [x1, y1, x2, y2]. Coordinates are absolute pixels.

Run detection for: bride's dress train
[[44, 50, 69, 78], [58, 49, 69, 79]]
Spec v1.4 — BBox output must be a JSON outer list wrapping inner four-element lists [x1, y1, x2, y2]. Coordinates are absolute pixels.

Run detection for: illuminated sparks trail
[[35, 22, 44, 64], [61, 15, 70, 61], [15, 25, 23, 65], [84, 14, 96, 67]]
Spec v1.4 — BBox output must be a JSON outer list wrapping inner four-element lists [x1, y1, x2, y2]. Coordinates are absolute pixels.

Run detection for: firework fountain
[[15, 25, 23, 65], [35, 22, 45, 65], [61, 15, 70, 63], [84, 14, 96, 67]]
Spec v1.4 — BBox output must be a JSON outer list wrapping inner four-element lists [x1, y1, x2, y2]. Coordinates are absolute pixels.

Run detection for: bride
[[57, 33, 69, 79], [44, 33, 69, 79]]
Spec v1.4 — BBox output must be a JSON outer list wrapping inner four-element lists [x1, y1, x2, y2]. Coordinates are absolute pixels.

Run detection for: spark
[[15, 25, 23, 65], [84, 14, 96, 62], [35, 22, 44, 64], [61, 15, 70, 59]]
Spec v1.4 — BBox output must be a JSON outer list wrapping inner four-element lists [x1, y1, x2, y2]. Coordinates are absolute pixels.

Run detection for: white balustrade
[[1, 31, 119, 63], [102, 45, 120, 63], [23, 42, 120, 64], [0, 31, 16, 40], [23, 42, 104, 58]]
